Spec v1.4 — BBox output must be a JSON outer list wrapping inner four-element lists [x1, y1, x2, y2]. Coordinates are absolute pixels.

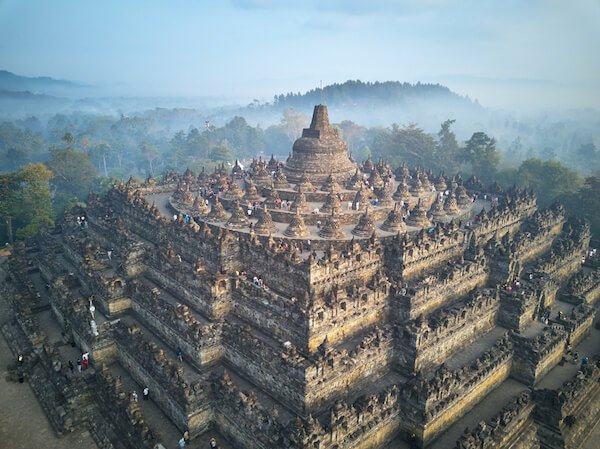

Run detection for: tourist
[[77, 357, 82, 372], [178, 436, 186, 448], [209, 437, 218, 448], [176, 348, 183, 362], [132, 390, 138, 402], [17, 354, 24, 365], [107, 249, 112, 260], [68, 360, 74, 373], [143, 386, 149, 400]]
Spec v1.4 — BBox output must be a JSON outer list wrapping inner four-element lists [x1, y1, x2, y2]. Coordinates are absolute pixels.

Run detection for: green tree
[[0, 173, 19, 243], [47, 147, 98, 214], [14, 163, 53, 239], [209, 141, 233, 162], [339, 120, 366, 155], [437, 119, 460, 172], [369, 123, 437, 169], [572, 142, 599, 172], [89, 142, 112, 177], [516, 158, 581, 206], [462, 132, 500, 178], [568, 176, 600, 237], [141, 142, 159, 176], [280, 108, 308, 144]]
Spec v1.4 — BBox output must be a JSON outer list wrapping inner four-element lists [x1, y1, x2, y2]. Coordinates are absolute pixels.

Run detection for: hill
[[232, 80, 485, 133], [0, 70, 86, 97]]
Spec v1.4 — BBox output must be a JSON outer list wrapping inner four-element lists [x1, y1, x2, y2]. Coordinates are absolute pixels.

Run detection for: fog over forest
[[0, 0, 599, 242]]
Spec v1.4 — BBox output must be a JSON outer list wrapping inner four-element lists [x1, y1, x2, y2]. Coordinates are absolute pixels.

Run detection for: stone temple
[[2, 104, 600, 449]]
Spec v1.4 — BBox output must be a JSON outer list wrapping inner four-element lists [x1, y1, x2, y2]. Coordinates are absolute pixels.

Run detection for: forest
[[1, 81, 599, 244]]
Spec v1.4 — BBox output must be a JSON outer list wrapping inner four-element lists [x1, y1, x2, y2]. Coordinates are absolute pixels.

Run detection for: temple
[[2, 104, 599, 449], [284, 104, 357, 184]]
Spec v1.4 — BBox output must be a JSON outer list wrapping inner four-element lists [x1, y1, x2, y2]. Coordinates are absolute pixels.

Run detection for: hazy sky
[[0, 0, 598, 109]]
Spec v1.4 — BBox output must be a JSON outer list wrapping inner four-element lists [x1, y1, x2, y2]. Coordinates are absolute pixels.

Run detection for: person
[[89, 302, 95, 319], [178, 436, 185, 448], [68, 360, 74, 373], [107, 250, 112, 260], [132, 390, 138, 402], [176, 348, 183, 362], [143, 387, 149, 400], [77, 357, 82, 372], [17, 354, 24, 365], [209, 437, 218, 448]]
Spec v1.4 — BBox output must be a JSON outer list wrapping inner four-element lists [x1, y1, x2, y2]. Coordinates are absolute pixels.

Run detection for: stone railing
[[533, 366, 600, 449], [553, 304, 595, 346], [305, 326, 393, 411], [398, 289, 499, 373], [308, 239, 384, 290], [399, 335, 513, 444], [393, 226, 466, 279], [394, 257, 488, 320], [115, 324, 205, 409], [453, 392, 535, 449], [563, 268, 600, 305], [497, 285, 540, 331], [233, 278, 308, 351], [213, 371, 290, 449], [94, 365, 162, 449], [222, 321, 306, 414], [511, 327, 567, 385], [128, 280, 222, 368]]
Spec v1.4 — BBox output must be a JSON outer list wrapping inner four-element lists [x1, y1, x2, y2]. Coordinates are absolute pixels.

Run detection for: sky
[[0, 0, 599, 110]]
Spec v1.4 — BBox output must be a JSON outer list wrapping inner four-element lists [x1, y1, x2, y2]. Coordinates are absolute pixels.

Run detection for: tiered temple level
[[2, 104, 599, 449]]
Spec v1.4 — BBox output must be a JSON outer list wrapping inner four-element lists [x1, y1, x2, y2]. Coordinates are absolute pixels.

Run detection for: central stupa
[[284, 104, 357, 184]]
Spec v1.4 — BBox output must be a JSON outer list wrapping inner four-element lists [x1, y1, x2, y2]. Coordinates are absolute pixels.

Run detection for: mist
[[0, 0, 599, 194]]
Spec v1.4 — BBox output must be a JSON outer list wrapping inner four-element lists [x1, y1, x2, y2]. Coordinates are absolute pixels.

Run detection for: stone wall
[[453, 392, 539, 449], [511, 328, 567, 386], [115, 324, 210, 436], [392, 256, 488, 321], [397, 289, 499, 374], [533, 366, 600, 449], [553, 304, 595, 347], [308, 282, 388, 352], [222, 321, 306, 414], [497, 286, 541, 331], [399, 336, 514, 446], [562, 268, 600, 305], [388, 225, 466, 279], [304, 326, 393, 413], [129, 280, 223, 368], [94, 365, 163, 448]]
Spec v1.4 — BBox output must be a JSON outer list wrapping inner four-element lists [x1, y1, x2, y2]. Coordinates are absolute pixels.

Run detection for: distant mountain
[[0, 70, 86, 97], [235, 80, 485, 132], [272, 80, 475, 109], [0, 89, 73, 117]]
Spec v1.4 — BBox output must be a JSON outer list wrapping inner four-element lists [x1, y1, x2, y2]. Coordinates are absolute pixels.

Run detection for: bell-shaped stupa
[[284, 105, 357, 184]]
